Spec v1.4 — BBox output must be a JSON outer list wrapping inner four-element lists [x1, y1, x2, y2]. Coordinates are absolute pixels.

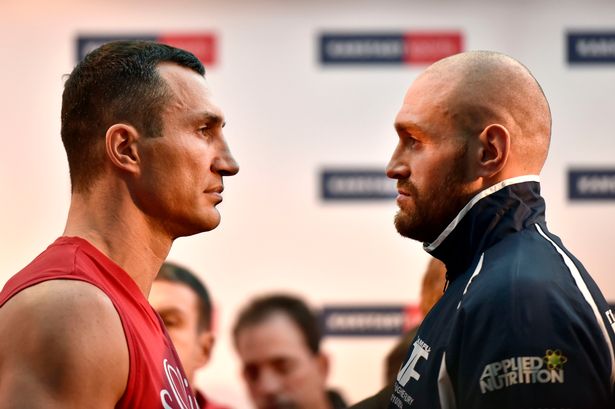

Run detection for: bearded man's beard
[[394, 149, 473, 243]]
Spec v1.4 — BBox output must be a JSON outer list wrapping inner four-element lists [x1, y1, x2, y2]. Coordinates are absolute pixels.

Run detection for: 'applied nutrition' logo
[[480, 350, 567, 394]]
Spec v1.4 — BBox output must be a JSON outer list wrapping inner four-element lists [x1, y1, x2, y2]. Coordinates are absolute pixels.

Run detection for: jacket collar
[[424, 176, 545, 279]]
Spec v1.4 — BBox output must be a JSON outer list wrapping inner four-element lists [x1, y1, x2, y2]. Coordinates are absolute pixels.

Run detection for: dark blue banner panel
[[568, 169, 615, 200], [320, 306, 409, 337], [567, 32, 615, 64], [321, 169, 396, 201]]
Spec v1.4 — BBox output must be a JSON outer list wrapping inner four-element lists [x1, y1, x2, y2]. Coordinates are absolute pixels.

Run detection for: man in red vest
[[0, 40, 238, 408]]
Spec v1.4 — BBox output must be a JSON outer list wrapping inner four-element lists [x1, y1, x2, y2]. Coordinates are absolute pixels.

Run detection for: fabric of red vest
[[0, 236, 198, 409]]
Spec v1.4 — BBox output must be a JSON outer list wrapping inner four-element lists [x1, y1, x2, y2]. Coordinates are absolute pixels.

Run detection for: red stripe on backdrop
[[158, 33, 218, 66]]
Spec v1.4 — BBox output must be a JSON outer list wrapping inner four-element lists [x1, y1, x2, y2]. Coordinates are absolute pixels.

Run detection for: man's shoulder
[[455, 228, 605, 338], [4, 278, 113, 310], [0, 279, 127, 352], [0, 279, 129, 406], [473, 226, 582, 295], [2, 237, 94, 299], [490, 221, 591, 273]]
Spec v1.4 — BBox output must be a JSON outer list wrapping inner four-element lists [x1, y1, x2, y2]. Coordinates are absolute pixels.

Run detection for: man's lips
[[204, 186, 224, 202], [396, 187, 413, 207], [205, 185, 224, 194]]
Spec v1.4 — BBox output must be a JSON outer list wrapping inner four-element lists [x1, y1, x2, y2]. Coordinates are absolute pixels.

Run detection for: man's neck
[[63, 189, 172, 296]]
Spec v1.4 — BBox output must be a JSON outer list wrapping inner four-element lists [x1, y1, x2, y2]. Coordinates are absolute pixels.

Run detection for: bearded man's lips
[[396, 186, 414, 207], [397, 188, 412, 196]]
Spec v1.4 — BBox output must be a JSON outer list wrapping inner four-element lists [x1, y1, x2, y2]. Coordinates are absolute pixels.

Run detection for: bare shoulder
[[0, 279, 128, 408]]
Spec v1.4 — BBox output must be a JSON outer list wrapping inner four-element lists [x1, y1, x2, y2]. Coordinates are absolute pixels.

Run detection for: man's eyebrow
[[395, 119, 422, 134], [196, 112, 225, 127], [156, 306, 183, 315]]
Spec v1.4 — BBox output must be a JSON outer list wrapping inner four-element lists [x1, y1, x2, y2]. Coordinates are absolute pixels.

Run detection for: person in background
[[0, 40, 238, 408], [150, 261, 232, 409], [387, 258, 447, 385], [417, 258, 447, 321], [387, 50, 615, 408], [233, 294, 347, 409]]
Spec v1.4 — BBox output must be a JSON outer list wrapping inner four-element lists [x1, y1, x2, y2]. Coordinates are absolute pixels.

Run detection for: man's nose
[[386, 144, 410, 180], [256, 368, 283, 396], [213, 139, 239, 176]]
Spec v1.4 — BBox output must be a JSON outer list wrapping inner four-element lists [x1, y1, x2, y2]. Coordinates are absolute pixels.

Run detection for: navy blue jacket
[[390, 177, 615, 409]]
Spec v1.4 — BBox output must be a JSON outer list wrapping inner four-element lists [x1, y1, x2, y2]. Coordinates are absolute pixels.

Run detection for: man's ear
[[476, 123, 510, 178], [195, 331, 215, 369], [105, 124, 141, 174], [316, 351, 330, 380]]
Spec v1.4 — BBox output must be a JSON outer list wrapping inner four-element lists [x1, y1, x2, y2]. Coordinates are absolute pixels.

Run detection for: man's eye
[[161, 314, 181, 328], [273, 359, 296, 375], [405, 135, 419, 148], [244, 365, 259, 381]]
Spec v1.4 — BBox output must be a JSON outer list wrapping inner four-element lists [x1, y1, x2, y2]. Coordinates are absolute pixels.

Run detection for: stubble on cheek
[[393, 183, 427, 241]]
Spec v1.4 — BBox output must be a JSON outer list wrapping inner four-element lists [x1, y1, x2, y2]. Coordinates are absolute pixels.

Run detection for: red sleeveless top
[[0, 236, 198, 409]]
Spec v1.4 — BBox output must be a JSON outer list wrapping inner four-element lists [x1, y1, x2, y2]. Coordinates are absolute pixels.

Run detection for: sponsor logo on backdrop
[[321, 169, 396, 200], [320, 32, 463, 65], [567, 32, 615, 63], [76, 34, 217, 65], [568, 169, 615, 200], [480, 350, 567, 394], [320, 305, 421, 336]]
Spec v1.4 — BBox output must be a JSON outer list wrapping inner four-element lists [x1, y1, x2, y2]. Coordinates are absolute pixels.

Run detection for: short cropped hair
[[156, 261, 212, 331], [233, 294, 322, 355], [61, 40, 205, 193]]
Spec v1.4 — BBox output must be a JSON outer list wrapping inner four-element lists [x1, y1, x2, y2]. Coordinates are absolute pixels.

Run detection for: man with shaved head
[[385, 51, 615, 409]]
